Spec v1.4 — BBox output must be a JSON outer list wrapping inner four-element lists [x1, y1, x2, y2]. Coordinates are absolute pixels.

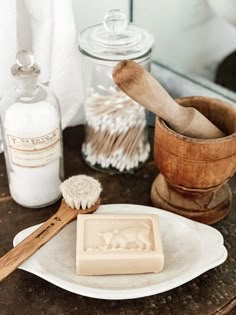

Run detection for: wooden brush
[[113, 60, 225, 139], [0, 175, 102, 282]]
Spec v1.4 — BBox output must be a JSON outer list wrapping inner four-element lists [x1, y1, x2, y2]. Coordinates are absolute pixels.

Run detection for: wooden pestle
[[113, 60, 225, 139]]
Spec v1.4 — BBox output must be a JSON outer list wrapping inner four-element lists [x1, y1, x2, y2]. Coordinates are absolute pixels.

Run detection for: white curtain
[[0, 0, 84, 129]]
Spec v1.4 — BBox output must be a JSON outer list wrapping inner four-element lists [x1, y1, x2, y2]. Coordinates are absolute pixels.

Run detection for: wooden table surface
[[0, 126, 235, 315]]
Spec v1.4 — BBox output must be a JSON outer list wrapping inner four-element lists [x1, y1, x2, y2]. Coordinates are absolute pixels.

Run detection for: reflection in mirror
[[133, 0, 236, 99]]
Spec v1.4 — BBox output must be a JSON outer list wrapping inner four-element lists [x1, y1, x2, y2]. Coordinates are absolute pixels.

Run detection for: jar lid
[[79, 9, 154, 60], [11, 50, 40, 78]]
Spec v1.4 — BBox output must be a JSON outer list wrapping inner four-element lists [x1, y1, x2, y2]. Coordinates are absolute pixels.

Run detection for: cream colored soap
[[76, 214, 164, 276]]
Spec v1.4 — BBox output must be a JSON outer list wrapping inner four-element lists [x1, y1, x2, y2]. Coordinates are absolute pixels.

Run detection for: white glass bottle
[[0, 50, 64, 208]]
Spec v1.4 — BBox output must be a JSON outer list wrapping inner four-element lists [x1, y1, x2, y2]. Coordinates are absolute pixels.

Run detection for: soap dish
[[13, 204, 227, 300]]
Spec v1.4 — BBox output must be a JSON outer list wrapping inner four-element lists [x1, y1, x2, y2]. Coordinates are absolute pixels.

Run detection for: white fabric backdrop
[[0, 0, 83, 129]]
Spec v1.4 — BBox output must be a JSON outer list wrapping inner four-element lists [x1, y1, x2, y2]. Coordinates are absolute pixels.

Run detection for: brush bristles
[[60, 175, 102, 210]]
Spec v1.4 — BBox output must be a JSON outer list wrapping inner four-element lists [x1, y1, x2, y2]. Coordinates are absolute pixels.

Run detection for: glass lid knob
[[16, 50, 34, 70], [103, 9, 128, 33]]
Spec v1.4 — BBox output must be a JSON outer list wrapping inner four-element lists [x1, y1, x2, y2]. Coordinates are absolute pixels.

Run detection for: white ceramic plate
[[13, 204, 227, 300]]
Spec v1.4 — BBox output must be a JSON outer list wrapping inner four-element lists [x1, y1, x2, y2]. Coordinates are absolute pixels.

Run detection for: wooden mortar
[[151, 96, 236, 224]]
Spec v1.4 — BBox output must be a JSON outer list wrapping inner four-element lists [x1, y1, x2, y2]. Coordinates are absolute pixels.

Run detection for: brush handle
[[113, 60, 225, 139], [0, 201, 76, 282]]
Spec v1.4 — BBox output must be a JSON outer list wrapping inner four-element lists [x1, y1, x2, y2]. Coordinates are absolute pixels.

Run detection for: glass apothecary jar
[[79, 9, 154, 173], [0, 50, 64, 208]]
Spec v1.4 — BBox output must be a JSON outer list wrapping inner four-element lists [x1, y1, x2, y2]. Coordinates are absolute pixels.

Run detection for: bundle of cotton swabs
[[82, 85, 150, 172]]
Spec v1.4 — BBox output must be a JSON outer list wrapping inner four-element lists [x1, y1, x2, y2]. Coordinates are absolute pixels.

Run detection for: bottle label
[[6, 128, 61, 168]]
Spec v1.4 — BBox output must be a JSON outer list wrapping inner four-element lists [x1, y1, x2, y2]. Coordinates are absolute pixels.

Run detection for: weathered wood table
[[0, 126, 235, 315]]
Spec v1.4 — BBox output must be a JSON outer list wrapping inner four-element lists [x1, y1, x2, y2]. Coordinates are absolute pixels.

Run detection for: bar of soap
[[76, 214, 164, 276]]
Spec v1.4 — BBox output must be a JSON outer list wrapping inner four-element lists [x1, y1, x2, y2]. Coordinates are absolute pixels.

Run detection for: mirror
[[132, 0, 236, 105]]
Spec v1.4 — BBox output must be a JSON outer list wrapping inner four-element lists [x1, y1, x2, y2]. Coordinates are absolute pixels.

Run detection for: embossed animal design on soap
[[97, 224, 152, 251], [76, 214, 164, 275]]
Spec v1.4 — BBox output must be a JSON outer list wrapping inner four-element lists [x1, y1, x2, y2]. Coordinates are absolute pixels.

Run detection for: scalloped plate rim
[[13, 204, 228, 300]]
